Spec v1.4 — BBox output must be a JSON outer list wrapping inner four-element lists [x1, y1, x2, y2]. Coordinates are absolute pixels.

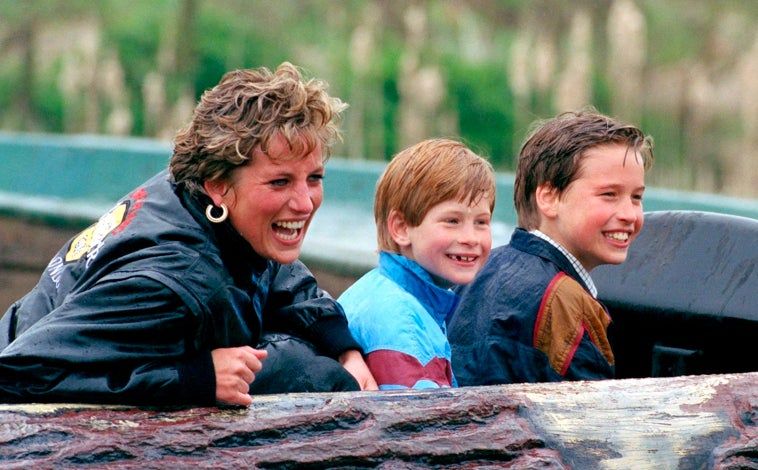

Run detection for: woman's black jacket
[[0, 170, 359, 405]]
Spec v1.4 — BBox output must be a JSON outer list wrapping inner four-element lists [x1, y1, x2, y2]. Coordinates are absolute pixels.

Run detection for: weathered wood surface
[[1, 372, 756, 469]]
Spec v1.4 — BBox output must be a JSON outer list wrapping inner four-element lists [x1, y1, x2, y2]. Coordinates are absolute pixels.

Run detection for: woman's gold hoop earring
[[205, 203, 228, 223]]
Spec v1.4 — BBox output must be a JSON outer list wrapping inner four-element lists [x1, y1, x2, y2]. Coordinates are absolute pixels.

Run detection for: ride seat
[[593, 210, 758, 378]]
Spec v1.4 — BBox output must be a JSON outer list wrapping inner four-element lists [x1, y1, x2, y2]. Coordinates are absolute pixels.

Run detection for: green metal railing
[[3, 131, 758, 274]]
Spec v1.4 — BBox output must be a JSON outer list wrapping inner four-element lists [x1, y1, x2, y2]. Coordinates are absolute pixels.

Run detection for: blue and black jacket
[[339, 252, 458, 390]]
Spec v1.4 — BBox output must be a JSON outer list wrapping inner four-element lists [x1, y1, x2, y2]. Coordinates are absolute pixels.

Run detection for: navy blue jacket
[[448, 228, 615, 385], [0, 170, 359, 405]]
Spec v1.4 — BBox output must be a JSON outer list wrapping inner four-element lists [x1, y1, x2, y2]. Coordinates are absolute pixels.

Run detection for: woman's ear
[[203, 179, 228, 206], [388, 210, 411, 248], [535, 183, 559, 219]]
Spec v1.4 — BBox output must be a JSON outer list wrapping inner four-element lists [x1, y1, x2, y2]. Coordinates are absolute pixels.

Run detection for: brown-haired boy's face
[[536, 143, 645, 271]]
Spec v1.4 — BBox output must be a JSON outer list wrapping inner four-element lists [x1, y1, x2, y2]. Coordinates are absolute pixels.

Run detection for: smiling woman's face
[[204, 133, 324, 264]]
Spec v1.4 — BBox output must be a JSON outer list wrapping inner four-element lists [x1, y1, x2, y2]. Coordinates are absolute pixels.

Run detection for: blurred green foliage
[[1, 0, 757, 196]]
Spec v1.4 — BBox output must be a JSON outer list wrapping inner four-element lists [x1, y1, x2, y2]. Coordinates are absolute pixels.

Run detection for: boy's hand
[[339, 349, 378, 391], [212, 346, 268, 406]]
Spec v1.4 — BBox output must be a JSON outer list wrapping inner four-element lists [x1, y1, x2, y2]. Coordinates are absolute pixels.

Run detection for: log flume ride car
[[1, 133, 757, 468]]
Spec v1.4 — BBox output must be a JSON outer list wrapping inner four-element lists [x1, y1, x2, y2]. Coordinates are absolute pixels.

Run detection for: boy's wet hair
[[514, 107, 654, 230], [375, 139, 496, 254]]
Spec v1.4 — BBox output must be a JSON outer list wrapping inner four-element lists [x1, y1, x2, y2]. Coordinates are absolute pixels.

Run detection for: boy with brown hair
[[339, 139, 496, 389], [448, 108, 654, 385]]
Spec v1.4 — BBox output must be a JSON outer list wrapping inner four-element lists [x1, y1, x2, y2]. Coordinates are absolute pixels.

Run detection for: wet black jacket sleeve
[[263, 261, 361, 358], [0, 273, 216, 405]]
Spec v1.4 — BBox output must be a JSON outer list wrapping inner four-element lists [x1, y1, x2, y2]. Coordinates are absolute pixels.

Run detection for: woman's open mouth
[[273, 220, 306, 241]]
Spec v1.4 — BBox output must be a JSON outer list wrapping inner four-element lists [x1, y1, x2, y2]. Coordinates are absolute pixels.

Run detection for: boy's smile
[[537, 143, 646, 271], [396, 197, 492, 287]]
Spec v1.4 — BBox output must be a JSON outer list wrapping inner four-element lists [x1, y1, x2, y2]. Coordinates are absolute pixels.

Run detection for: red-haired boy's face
[[394, 196, 492, 287]]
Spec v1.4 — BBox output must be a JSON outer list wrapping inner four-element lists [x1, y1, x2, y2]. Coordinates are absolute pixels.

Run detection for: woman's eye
[[309, 174, 324, 183], [270, 179, 289, 187]]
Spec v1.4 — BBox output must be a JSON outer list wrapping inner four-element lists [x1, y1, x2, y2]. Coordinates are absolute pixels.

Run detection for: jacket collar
[[378, 251, 459, 326], [510, 228, 594, 294], [175, 181, 270, 287]]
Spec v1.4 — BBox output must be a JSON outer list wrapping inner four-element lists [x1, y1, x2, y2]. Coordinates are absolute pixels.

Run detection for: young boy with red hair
[[339, 139, 496, 389]]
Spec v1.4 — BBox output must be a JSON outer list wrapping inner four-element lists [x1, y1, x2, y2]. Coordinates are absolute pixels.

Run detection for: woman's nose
[[289, 183, 317, 213]]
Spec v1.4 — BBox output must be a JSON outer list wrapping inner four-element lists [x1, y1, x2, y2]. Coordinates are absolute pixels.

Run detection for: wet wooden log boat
[[1, 372, 756, 469]]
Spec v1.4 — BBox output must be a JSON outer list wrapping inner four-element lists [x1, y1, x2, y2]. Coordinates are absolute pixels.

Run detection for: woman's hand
[[212, 346, 268, 406], [339, 349, 378, 391]]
